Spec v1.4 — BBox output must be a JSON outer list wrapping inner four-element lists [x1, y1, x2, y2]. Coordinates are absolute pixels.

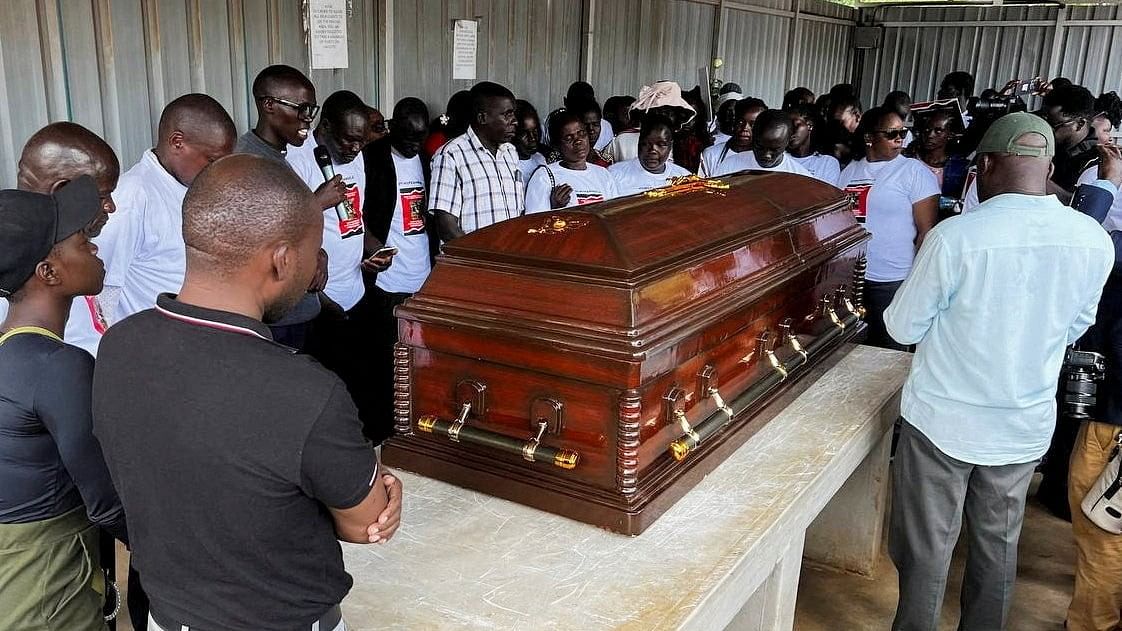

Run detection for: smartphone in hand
[[364, 246, 398, 265]]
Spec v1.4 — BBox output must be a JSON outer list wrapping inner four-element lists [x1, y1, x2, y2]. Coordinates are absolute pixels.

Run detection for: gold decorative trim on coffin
[[644, 175, 730, 199], [527, 215, 592, 235]]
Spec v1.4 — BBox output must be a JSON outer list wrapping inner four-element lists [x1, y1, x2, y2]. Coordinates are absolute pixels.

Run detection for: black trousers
[[359, 285, 412, 445], [862, 279, 909, 352], [310, 284, 410, 446]]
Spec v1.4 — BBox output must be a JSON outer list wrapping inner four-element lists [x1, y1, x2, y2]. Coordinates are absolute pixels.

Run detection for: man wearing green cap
[[883, 112, 1114, 630], [0, 176, 127, 630]]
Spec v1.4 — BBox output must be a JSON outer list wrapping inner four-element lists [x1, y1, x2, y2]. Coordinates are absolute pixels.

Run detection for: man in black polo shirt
[[93, 155, 400, 631]]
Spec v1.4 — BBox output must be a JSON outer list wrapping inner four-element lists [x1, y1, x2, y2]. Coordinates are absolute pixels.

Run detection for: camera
[[967, 94, 1028, 117], [1062, 348, 1107, 420]]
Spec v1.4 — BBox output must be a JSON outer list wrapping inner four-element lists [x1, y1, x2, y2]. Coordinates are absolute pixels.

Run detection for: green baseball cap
[[975, 112, 1054, 158]]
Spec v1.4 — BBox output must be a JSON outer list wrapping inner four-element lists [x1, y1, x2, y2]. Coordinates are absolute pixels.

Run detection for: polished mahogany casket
[[382, 172, 869, 534]]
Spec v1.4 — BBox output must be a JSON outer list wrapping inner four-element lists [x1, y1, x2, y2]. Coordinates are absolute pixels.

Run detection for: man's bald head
[[154, 94, 236, 186], [157, 93, 236, 146], [17, 122, 120, 236], [18, 122, 119, 193], [252, 64, 315, 103], [184, 154, 317, 273], [182, 154, 321, 322]]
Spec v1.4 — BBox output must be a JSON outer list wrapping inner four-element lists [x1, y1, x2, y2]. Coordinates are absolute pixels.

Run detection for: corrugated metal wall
[[1058, 4, 1122, 97], [587, 0, 716, 104], [389, 0, 853, 118], [391, 0, 583, 119], [720, 0, 855, 107], [0, 0, 380, 189], [721, 6, 792, 106], [798, 18, 856, 99], [858, 4, 1122, 109]]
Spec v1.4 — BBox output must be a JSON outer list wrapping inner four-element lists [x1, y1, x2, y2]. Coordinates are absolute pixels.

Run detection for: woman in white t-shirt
[[838, 106, 940, 350], [525, 111, 618, 213], [609, 117, 690, 197], [786, 104, 842, 186]]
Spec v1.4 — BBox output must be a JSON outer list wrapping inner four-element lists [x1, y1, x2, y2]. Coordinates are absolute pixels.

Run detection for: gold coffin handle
[[668, 409, 701, 462], [416, 408, 580, 470]]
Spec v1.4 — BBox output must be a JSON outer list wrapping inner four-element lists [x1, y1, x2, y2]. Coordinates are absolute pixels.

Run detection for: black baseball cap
[[0, 176, 101, 298]]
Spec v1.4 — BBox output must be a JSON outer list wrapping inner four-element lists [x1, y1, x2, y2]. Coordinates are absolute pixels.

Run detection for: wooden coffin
[[382, 172, 869, 534]]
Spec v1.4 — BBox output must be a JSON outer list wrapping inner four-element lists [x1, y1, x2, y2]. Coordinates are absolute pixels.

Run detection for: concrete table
[[341, 344, 910, 630]]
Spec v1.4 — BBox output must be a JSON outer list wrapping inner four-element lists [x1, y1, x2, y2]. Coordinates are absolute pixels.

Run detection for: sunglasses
[[259, 95, 320, 120], [875, 128, 909, 141]]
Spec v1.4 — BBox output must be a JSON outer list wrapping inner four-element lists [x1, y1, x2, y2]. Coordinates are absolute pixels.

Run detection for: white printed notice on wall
[[452, 19, 478, 80], [309, 0, 348, 70]]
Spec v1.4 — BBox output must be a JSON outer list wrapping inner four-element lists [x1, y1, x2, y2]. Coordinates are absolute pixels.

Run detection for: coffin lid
[[442, 172, 849, 280]]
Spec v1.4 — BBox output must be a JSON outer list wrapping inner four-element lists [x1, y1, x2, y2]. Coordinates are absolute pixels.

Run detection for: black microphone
[[313, 145, 349, 220]]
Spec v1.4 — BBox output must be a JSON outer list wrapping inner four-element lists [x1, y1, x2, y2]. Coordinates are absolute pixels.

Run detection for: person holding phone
[[355, 97, 438, 443]]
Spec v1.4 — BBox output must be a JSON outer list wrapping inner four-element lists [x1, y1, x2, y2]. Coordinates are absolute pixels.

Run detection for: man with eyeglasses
[[95, 93, 236, 323], [236, 64, 346, 350], [1042, 84, 1101, 194]]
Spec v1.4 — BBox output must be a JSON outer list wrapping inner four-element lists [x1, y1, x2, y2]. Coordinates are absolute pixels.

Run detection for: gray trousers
[[889, 421, 1037, 631]]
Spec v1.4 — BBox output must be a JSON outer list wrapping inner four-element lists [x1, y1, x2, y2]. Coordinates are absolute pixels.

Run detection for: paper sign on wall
[[452, 19, 478, 80], [309, 0, 348, 70]]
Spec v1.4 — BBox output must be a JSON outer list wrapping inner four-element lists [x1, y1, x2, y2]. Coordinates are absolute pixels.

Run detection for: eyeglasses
[[875, 128, 909, 141], [258, 95, 320, 120], [1050, 116, 1082, 131]]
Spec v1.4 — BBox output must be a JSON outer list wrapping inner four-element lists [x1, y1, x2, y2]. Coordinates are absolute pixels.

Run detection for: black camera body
[[967, 94, 1028, 117], [1062, 348, 1107, 420]]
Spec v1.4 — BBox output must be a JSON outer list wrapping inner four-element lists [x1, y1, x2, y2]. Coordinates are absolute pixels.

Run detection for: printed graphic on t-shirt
[[338, 183, 364, 238], [574, 191, 605, 206], [962, 168, 977, 203], [844, 182, 873, 223], [84, 296, 108, 334], [399, 186, 426, 236]]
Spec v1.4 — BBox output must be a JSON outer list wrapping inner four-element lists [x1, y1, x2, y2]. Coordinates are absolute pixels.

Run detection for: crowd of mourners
[[2, 60, 1122, 631]]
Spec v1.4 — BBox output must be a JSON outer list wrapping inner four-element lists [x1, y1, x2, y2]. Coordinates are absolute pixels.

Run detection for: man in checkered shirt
[[429, 82, 524, 239]]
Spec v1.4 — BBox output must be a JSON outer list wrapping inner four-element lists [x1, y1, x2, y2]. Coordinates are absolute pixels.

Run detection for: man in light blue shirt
[[883, 112, 1113, 631]]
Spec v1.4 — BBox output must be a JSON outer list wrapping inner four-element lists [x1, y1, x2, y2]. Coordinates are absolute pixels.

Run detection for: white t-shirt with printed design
[[376, 150, 432, 295], [838, 154, 941, 282], [286, 138, 367, 311], [524, 163, 619, 214], [608, 159, 691, 197]]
